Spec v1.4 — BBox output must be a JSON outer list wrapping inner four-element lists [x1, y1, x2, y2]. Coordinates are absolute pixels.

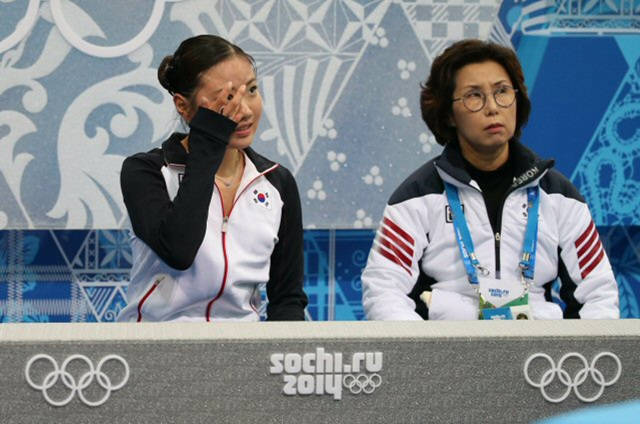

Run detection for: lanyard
[[519, 187, 539, 280], [444, 181, 540, 285]]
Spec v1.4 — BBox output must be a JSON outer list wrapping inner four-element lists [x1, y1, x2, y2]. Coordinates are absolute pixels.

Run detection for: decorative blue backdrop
[[1, 1, 638, 321], [1, 227, 638, 322]]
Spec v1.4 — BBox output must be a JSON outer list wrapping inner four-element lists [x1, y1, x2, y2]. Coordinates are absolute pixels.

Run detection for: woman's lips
[[485, 123, 503, 134], [234, 124, 252, 137]]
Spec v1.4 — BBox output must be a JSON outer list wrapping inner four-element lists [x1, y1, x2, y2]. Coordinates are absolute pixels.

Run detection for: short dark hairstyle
[[420, 39, 531, 146], [158, 35, 256, 99]]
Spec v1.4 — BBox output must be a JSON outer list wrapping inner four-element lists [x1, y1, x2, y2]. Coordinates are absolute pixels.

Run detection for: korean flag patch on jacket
[[252, 189, 271, 210]]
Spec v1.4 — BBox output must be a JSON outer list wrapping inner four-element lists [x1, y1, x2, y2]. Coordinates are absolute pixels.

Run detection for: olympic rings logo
[[343, 373, 382, 394], [25, 354, 130, 407], [524, 352, 621, 403]]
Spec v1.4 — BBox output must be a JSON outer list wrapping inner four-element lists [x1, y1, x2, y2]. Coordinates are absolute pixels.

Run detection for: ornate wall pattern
[[1, 1, 638, 321], [3, 1, 637, 229], [0, 0, 502, 229], [491, 0, 640, 226]]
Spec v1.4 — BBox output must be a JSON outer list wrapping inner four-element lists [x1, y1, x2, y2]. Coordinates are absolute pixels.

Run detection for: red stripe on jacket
[[373, 242, 412, 275], [382, 217, 415, 245]]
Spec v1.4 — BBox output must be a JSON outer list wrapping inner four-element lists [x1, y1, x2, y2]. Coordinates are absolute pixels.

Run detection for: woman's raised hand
[[200, 82, 247, 124]]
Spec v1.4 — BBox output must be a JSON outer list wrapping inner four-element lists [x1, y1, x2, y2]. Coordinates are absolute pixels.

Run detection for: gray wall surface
[[1, 321, 638, 423]]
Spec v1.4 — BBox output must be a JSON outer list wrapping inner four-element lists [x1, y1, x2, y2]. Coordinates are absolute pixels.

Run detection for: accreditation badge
[[477, 277, 531, 320]]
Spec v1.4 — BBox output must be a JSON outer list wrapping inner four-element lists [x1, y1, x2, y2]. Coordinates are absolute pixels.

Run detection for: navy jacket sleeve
[[265, 167, 308, 320], [120, 108, 236, 270]]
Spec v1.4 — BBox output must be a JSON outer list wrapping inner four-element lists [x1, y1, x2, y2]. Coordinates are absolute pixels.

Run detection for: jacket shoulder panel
[[263, 162, 294, 196], [539, 169, 585, 203], [389, 160, 443, 206]]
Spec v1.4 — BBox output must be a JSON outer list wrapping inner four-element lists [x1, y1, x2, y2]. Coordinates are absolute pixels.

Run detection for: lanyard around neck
[[519, 186, 539, 279], [444, 181, 540, 285]]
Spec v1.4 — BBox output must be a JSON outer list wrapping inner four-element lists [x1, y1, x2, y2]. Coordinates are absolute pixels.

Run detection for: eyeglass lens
[[463, 87, 516, 112]]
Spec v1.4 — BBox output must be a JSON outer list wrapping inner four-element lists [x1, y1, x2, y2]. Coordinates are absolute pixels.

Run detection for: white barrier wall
[[1, 320, 639, 423]]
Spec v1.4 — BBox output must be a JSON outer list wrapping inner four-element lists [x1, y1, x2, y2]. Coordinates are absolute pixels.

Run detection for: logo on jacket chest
[[252, 189, 272, 210], [445, 204, 464, 223]]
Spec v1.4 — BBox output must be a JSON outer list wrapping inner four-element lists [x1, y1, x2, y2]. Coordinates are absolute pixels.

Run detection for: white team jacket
[[362, 140, 619, 320], [118, 108, 307, 322]]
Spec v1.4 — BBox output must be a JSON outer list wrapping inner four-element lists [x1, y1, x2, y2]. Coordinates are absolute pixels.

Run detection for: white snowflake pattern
[[307, 179, 327, 201], [419, 132, 437, 154], [397, 59, 417, 80], [327, 150, 347, 171], [392, 97, 411, 117], [354, 209, 373, 228], [368, 27, 389, 48], [363, 166, 384, 186], [318, 118, 338, 140]]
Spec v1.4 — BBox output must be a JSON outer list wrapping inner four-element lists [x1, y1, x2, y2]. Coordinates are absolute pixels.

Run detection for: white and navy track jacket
[[362, 140, 619, 320], [117, 108, 308, 322]]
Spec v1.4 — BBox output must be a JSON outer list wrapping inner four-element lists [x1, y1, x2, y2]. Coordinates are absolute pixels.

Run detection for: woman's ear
[[173, 93, 191, 121]]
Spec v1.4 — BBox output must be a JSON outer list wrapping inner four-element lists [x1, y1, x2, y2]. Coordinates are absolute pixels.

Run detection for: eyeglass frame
[[452, 85, 519, 112]]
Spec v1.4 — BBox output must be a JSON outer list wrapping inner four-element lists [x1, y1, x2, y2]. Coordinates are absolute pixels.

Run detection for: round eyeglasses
[[453, 86, 518, 112]]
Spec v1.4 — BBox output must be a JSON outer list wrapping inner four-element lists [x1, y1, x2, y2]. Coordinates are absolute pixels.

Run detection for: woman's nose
[[483, 93, 500, 115], [238, 99, 252, 119]]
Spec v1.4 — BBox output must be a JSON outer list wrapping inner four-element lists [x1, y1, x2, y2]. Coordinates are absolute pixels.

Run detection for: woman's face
[[451, 60, 517, 158], [183, 56, 262, 150]]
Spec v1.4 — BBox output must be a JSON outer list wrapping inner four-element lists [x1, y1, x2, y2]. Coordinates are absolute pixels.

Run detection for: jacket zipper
[[492, 174, 541, 279], [493, 189, 511, 280], [441, 159, 550, 281], [206, 188, 229, 322], [205, 165, 279, 321], [459, 179, 527, 280], [136, 276, 165, 322], [494, 232, 501, 279]]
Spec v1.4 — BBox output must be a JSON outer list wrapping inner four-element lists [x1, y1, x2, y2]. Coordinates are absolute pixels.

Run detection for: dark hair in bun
[[157, 35, 256, 98]]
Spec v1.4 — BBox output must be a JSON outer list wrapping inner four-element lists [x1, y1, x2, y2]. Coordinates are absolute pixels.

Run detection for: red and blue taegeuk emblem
[[252, 189, 270, 208]]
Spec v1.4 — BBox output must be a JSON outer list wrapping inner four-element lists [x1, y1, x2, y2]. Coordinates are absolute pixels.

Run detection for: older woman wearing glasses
[[361, 39, 619, 321]]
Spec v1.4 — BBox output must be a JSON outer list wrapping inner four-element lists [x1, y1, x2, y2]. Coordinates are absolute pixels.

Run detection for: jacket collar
[[161, 132, 278, 174], [434, 139, 555, 189]]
